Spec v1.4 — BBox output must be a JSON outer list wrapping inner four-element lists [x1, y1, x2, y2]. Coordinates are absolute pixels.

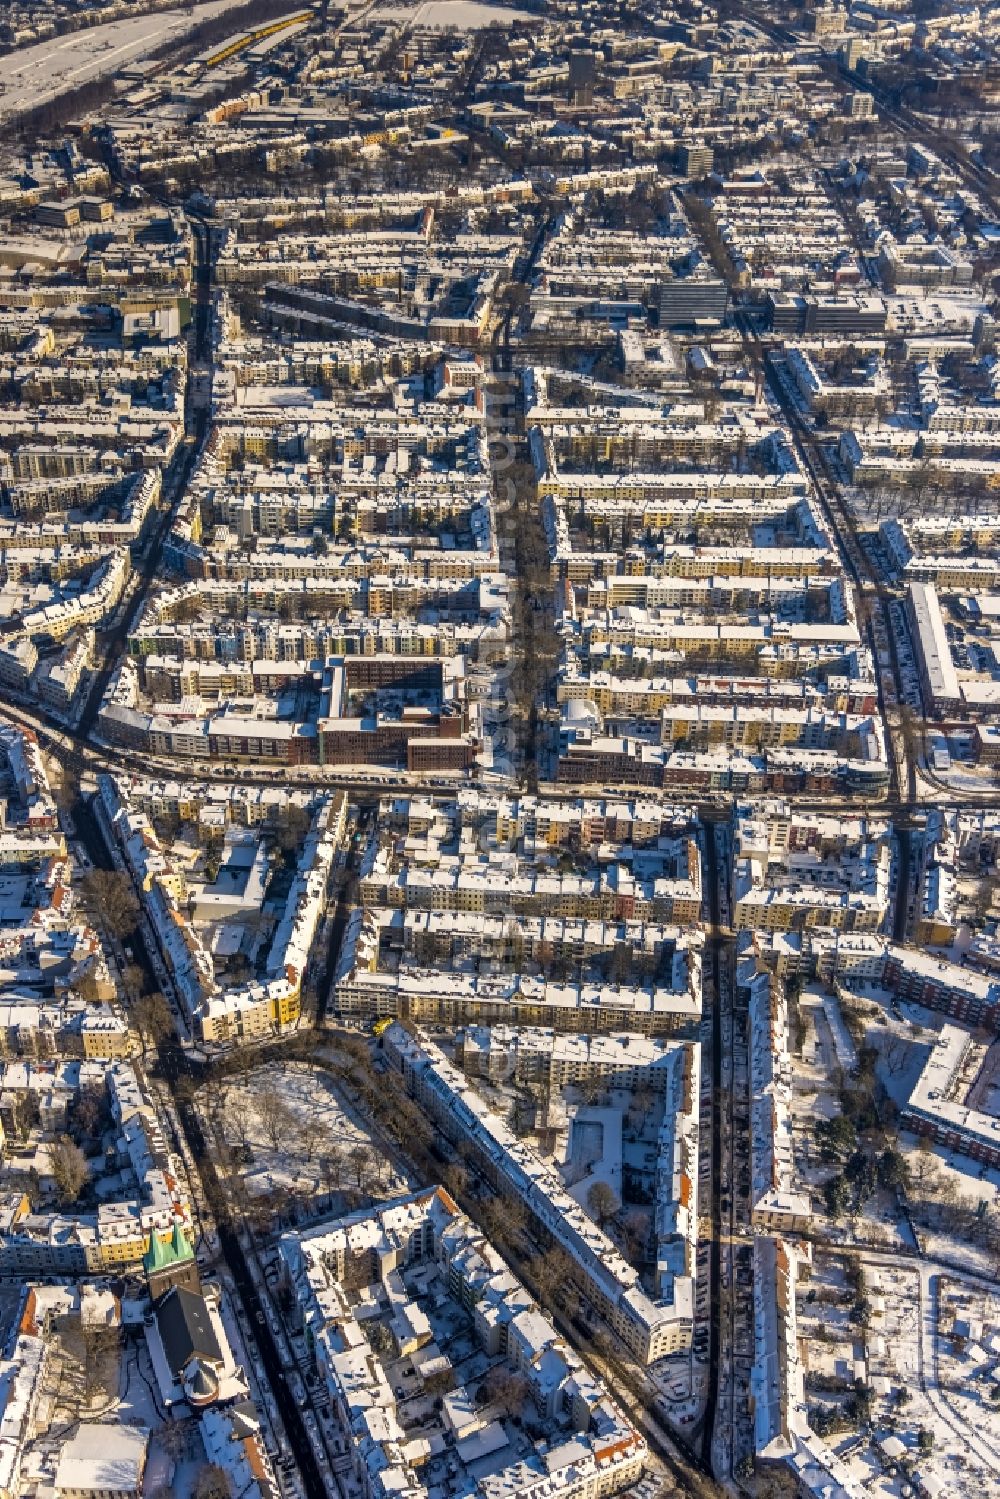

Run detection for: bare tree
[[442, 1161, 468, 1199], [296, 1113, 323, 1165], [11, 1091, 40, 1142], [480, 1366, 529, 1418], [257, 1084, 293, 1153], [586, 1180, 619, 1228], [132, 992, 175, 1052], [121, 962, 147, 1001], [621, 1208, 652, 1263], [275, 804, 312, 857], [80, 870, 139, 939], [81, 1322, 120, 1400], [532, 1247, 574, 1303], [633, 1083, 656, 1122], [51, 1136, 91, 1205], [933, 1173, 959, 1209], [157, 1415, 193, 1464], [71, 1082, 109, 1143], [348, 1142, 373, 1190], [320, 1149, 346, 1198], [881, 1033, 910, 1076], [193, 1464, 232, 1499], [577, 1073, 605, 1106]]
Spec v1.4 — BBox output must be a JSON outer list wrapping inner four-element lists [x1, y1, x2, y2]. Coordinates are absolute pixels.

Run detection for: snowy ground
[[939, 765, 1000, 795], [798, 1253, 999, 1498], [378, 0, 534, 26], [797, 989, 1000, 1493], [790, 992, 849, 1212], [0, 0, 252, 120], [864, 999, 1000, 1206], [791, 978, 1000, 1267], [22, 1311, 171, 1490], [210, 1060, 410, 1209], [935, 1276, 1000, 1463]]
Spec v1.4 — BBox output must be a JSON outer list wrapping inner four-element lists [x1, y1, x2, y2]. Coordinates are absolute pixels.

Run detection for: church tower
[[143, 1223, 201, 1304]]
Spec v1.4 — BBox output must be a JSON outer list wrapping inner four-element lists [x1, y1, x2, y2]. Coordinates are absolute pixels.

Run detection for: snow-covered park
[[206, 1061, 410, 1214]]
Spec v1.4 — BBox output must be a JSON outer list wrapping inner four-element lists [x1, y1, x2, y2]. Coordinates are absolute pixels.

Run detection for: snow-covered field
[[379, 1, 534, 27], [0, 0, 251, 120]]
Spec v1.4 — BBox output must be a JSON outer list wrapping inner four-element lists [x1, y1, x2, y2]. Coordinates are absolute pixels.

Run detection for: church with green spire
[[143, 1223, 201, 1304]]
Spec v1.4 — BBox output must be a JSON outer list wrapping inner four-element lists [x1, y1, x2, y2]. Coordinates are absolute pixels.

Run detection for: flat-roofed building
[[907, 580, 960, 714]]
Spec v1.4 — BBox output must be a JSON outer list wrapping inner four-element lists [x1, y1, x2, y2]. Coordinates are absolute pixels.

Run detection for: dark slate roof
[[155, 1286, 223, 1377], [185, 1360, 220, 1401], [227, 1399, 260, 1438]]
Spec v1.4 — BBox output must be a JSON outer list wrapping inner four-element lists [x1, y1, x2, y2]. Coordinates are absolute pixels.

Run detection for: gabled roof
[[155, 1285, 223, 1378]]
